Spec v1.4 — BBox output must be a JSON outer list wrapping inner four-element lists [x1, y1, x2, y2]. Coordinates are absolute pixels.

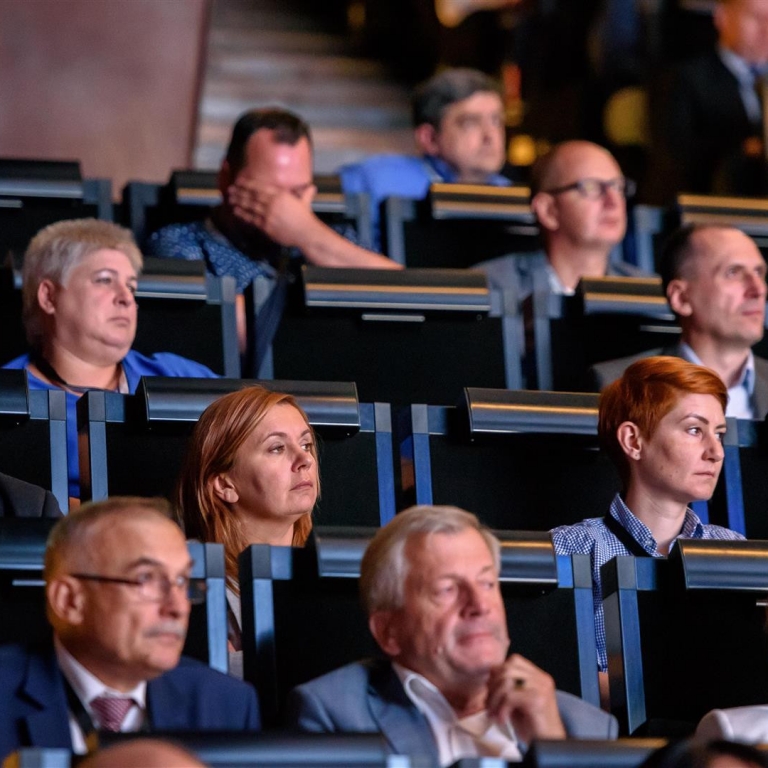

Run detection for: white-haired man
[[289, 505, 616, 766]]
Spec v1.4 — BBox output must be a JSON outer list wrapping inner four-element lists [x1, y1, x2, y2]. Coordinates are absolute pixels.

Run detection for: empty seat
[[400, 387, 620, 531], [603, 540, 768, 736], [382, 183, 539, 267], [0, 159, 112, 265], [251, 265, 522, 402], [0, 370, 68, 511]]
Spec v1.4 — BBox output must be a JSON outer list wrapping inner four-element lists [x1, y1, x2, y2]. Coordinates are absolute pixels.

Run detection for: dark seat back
[[603, 541, 768, 736], [400, 388, 621, 530]]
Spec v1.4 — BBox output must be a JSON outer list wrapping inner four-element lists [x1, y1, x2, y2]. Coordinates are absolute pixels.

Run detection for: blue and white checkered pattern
[[551, 494, 744, 671]]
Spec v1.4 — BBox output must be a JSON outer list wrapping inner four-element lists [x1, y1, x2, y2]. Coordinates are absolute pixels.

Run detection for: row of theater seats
[[6, 369, 768, 538], [4, 518, 768, 739], [6, 737, 677, 768], [6, 157, 768, 271]]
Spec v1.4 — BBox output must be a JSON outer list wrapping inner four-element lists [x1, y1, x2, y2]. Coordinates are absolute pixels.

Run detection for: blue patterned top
[[551, 494, 744, 671], [145, 220, 277, 293]]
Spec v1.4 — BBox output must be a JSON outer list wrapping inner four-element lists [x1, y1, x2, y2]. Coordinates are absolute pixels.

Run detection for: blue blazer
[[288, 659, 617, 766], [0, 643, 260, 761]]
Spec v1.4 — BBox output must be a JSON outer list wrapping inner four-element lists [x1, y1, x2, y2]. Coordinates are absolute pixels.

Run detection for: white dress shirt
[[679, 342, 756, 419], [393, 663, 522, 766], [54, 637, 147, 754]]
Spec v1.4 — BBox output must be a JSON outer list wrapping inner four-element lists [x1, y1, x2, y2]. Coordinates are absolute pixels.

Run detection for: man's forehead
[[404, 529, 495, 573], [84, 513, 186, 567], [689, 228, 765, 270], [242, 130, 311, 165], [442, 91, 503, 118], [550, 145, 620, 184]]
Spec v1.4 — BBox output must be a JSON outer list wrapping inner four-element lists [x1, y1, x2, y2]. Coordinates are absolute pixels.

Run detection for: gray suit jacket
[[696, 705, 768, 743], [287, 659, 617, 765], [590, 342, 768, 420]]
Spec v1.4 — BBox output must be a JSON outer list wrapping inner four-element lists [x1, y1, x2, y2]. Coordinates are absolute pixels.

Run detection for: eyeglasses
[[70, 571, 206, 604], [544, 177, 636, 200]]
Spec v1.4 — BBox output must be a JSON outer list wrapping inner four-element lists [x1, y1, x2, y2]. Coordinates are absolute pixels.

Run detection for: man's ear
[[37, 279, 58, 316], [530, 192, 559, 231], [47, 576, 87, 626], [369, 611, 402, 657], [616, 421, 644, 461], [211, 474, 239, 505], [667, 278, 693, 318], [414, 123, 440, 156]]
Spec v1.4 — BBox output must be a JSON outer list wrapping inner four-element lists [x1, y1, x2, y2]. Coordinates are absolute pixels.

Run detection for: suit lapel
[[751, 357, 768, 419], [147, 673, 187, 730], [22, 648, 73, 749], [367, 662, 437, 761]]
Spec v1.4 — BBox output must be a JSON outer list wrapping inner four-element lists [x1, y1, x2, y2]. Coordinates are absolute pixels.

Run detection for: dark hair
[[225, 107, 312, 175], [411, 68, 501, 128], [639, 739, 768, 768], [658, 223, 710, 295]]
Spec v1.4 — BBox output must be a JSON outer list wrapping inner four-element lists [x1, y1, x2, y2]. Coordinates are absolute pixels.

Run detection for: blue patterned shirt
[[550, 494, 744, 671], [145, 219, 278, 293]]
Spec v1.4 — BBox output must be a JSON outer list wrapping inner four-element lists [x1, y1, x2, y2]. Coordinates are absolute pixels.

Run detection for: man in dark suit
[[289, 505, 616, 765], [0, 471, 61, 517], [657, 0, 768, 197], [0, 497, 259, 761], [593, 224, 768, 419]]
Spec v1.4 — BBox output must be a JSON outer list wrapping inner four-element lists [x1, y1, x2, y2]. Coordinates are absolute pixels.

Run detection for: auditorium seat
[[521, 738, 664, 768], [532, 274, 680, 391], [249, 265, 523, 401], [603, 540, 768, 736], [239, 528, 600, 726], [0, 159, 112, 266], [381, 183, 539, 267], [123, 171, 373, 248], [399, 387, 620, 531], [78, 378, 396, 528], [0, 370, 68, 512]]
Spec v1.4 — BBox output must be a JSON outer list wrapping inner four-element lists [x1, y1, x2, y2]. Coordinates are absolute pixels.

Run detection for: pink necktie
[[90, 695, 134, 732]]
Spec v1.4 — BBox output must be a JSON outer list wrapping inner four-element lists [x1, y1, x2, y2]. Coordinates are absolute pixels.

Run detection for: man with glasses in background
[[473, 140, 647, 301], [0, 497, 259, 761]]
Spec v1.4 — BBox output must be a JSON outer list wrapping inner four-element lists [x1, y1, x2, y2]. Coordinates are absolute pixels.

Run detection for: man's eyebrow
[[124, 557, 193, 571], [435, 563, 496, 580]]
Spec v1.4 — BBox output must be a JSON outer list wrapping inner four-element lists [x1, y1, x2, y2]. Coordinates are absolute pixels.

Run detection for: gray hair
[[22, 218, 143, 350], [44, 496, 173, 581], [411, 68, 501, 129], [360, 505, 501, 614]]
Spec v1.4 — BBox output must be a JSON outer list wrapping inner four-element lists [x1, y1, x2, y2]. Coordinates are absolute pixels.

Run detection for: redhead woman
[[551, 356, 744, 702], [177, 386, 318, 655]]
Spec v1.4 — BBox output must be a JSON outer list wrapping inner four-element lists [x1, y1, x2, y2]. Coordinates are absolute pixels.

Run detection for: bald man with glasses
[[0, 497, 259, 761], [474, 140, 647, 301]]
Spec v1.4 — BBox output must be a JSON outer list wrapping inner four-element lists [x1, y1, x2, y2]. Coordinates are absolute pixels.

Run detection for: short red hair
[[599, 356, 727, 487]]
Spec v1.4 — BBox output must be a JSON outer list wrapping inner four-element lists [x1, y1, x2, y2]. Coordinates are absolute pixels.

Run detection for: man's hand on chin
[[485, 654, 566, 744]]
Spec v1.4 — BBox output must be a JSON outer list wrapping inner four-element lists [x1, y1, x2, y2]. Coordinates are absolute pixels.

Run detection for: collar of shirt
[[609, 494, 704, 555], [393, 663, 520, 765], [422, 155, 510, 187], [679, 342, 755, 418], [54, 636, 147, 718]]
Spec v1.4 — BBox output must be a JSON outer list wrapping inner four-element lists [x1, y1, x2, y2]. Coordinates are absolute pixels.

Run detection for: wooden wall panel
[[0, 0, 210, 195]]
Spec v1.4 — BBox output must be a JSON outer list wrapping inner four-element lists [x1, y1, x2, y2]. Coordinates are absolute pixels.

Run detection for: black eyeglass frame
[[70, 572, 206, 604], [543, 176, 637, 199]]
